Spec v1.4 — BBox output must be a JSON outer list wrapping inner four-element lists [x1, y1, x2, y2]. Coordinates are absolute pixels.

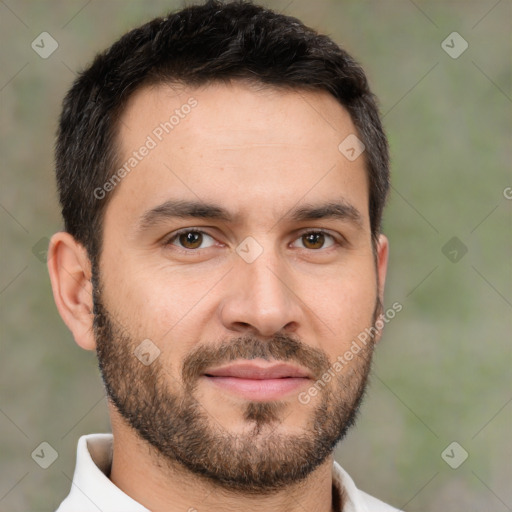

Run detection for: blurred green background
[[1, 1, 510, 510]]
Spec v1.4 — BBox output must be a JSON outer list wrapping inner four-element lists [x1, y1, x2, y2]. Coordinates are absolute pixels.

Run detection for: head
[[48, 0, 390, 493]]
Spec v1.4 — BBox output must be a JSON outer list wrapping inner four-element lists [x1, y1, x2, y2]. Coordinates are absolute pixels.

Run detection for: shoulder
[[359, 490, 404, 511], [333, 460, 403, 512]]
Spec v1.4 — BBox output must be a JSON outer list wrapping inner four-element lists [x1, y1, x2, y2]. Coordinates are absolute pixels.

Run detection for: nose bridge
[[245, 247, 287, 304], [220, 237, 300, 336]]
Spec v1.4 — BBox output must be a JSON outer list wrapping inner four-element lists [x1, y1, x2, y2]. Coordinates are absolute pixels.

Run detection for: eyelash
[[164, 228, 342, 253]]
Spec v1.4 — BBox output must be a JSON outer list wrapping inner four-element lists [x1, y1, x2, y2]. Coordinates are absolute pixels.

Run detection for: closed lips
[[204, 363, 312, 380]]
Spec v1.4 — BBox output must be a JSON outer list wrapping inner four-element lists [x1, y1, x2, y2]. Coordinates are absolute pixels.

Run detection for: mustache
[[181, 332, 331, 389]]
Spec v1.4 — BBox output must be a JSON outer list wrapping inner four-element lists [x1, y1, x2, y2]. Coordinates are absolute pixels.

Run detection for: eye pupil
[[180, 231, 202, 249], [303, 232, 324, 249]]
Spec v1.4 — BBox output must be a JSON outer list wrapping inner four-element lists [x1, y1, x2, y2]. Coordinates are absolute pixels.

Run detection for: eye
[[166, 230, 216, 250], [292, 230, 337, 250], [165, 228, 340, 253]]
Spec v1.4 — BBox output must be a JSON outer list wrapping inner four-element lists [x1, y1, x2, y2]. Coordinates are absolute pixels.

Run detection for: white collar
[[56, 433, 401, 512]]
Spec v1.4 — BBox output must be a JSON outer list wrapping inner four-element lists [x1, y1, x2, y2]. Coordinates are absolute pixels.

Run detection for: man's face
[[93, 81, 388, 492]]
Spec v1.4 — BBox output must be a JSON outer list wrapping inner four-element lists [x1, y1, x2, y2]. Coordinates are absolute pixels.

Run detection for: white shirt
[[56, 434, 402, 512]]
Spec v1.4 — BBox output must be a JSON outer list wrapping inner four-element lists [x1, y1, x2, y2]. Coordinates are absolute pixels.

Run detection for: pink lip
[[203, 361, 312, 401], [204, 361, 312, 379]]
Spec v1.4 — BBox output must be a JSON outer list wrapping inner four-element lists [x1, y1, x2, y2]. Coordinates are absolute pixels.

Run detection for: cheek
[[98, 253, 177, 340], [102, 259, 218, 356], [307, 266, 377, 356]]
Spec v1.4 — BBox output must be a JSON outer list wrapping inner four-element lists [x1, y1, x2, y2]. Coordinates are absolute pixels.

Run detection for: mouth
[[202, 360, 312, 401]]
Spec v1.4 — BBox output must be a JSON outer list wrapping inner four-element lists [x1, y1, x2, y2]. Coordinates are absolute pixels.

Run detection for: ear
[[47, 232, 96, 351], [373, 233, 389, 344], [376, 233, 389, 303]]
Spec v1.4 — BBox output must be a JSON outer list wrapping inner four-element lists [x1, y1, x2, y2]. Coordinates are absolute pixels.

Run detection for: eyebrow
[[136, 198, 363, 232]]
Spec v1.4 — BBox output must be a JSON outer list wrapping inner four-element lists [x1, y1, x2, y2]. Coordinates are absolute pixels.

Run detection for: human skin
[[48, 81, 388, 512]]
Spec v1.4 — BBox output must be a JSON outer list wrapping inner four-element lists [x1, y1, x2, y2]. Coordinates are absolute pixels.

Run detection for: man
[[48, 1, 400, 510]]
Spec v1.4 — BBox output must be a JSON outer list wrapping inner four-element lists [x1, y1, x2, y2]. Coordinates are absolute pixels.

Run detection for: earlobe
[[47, 232, 97, 351]]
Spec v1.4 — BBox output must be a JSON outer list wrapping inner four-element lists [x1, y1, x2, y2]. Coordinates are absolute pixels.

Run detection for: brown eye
[[303, 232, 325, 249], [167, 230, 216, 250], [179, 231, 203, 249], [293, 231, 336, 250]]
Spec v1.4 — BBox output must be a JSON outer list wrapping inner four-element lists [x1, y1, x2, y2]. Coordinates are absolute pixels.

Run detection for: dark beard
[[92, 269, 378, 494]]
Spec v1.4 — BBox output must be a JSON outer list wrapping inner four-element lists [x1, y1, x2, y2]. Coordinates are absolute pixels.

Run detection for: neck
[[108, 415, 337, 512]]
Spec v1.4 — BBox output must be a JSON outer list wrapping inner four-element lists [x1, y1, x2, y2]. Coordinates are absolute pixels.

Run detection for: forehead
[[119, 80, 357, 149], [107, 80, 369, 229]]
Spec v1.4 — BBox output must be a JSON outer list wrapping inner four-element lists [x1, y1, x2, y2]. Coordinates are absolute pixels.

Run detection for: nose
[[219, 245, 303, 337]]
